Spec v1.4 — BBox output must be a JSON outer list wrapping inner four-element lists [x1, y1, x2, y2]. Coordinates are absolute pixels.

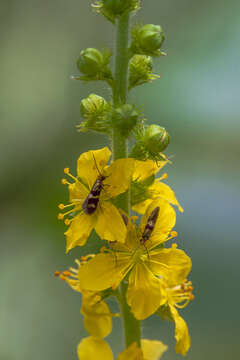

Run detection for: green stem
[[112, 12, 141, 348]]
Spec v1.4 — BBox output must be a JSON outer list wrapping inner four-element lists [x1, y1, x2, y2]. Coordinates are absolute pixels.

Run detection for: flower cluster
[[56, 1, 194, 359], [57, 148, 194, 358]]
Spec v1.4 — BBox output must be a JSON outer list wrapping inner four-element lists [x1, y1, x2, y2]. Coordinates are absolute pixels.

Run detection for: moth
[[140, 206, 160, 245]]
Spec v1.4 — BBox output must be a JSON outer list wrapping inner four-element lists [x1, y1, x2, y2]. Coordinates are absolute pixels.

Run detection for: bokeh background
[[1, 0, 239, 359]]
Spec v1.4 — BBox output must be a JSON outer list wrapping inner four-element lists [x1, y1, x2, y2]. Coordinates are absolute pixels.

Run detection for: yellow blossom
[[58, 147, 135, 252], [77, 337, 168, 360], [77, 199, 191, 320], [132, 159, 183, 214], [57, 260, 115, 338], [160, 279, 194, 355], [77, 337, 113, 360]]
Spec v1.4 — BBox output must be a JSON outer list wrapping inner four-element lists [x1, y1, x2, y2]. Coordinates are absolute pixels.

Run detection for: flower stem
[[112, 12, 141, 348]]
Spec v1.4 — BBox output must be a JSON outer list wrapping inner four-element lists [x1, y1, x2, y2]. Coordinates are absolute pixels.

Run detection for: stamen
[[131, 215, 138, 222], [54, 271, 61, 277], [171, 243, 178, 249], [64, 168, 78, 182], [170, 231, 178, 238], [159, 173, 168, 180], [58, 213, 64, 220], [61, 178, 70, 185], [62, 270, 71, 277], [64, 218, 73, 225]]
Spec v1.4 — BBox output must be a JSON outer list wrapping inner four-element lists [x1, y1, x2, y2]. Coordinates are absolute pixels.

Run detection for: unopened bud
[[144, 125, 170, 154], [79, 94, 111, 133], [131, 24, 165, 57], [111, 104, 139, 137], [77, 48, 112, 81], [77, 48, 104, 76], [94, 0, 140, 23], [129, 54, 159, 89]]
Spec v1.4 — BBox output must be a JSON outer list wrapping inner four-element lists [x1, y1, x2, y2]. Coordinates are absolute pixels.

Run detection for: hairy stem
[[112, 12, 141, 348]]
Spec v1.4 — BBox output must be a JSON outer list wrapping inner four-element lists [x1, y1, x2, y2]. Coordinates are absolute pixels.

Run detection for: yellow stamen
[[170, 231, 178, 238], [171, 243, 178, 249], [58, 213, 64, 220], [159, 173, 168, 180], [61, 178, 70, 185]]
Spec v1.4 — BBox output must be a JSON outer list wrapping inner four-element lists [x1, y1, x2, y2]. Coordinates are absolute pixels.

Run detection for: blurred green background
[[1, 0, 239, 359]]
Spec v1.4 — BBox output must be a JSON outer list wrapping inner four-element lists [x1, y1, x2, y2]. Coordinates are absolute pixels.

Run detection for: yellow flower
[[118, 340, 168, 360], [58, 147, 135, 252], [77, 337, 113, 360], [77, 337, 168, 360], [132, 159, 183, 214], [57, 260, 116, 338], [161, 279, 194, 356], [77, 199, 192, 320]]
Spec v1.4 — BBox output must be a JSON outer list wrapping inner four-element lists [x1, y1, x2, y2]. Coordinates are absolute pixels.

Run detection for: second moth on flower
[[58, 147, 135, 252]]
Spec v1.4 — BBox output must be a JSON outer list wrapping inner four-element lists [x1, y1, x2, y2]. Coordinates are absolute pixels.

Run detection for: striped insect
[[82, 155, 107, 215], [140, 206, 160, 245]]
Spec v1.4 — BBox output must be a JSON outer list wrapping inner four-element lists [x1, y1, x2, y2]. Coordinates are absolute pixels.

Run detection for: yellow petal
[[133, 160, 167, 181], [149, 248, 192, 287], [117, 342, 143, 360], [142, 339, 168, 360], [132, 198, 153, 215], [77, 147, 111, 189], [140, 199, 176, 247], [65, 212, 95, 253], [78, 253, 132, 291], [77, 337, 113, 360], [126, 263, 166, 320], [95, 202, 127, 243], [150, 181, 183, 212], [170, 306, 191, 356], [104, 158, 135, 198], [81, 292, 112, 338], [69, 181, 88, 204]]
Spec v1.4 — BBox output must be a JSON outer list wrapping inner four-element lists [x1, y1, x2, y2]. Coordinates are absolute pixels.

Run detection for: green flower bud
[[76, 48, 112, 82], [77, 48, 104, 76], [130, 124, 170, 161], [111, 104, 139, 137], [78, 94, 111, 133], [129, 55, 159, 89], [131, 24, 165, 57], [144, 125, 170, 154], [94, 0, 140, 23]]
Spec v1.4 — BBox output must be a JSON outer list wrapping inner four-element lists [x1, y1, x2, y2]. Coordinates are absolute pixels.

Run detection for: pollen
[[61, 178, 69, 185]]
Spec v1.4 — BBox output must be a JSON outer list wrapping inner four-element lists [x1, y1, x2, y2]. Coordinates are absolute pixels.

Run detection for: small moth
[[140, 206, 160, 245], [82, 155, 106, 215]]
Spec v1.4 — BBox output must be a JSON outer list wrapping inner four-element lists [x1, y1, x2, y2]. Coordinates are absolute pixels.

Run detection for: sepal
[[129, 54, 159, 90], [111, 104, 140, 137], [78, 93, 111, 133]]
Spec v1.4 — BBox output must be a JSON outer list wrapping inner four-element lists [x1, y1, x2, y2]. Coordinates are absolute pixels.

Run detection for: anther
[[171, 243, 178, 249], [131, 215, 138, 222], [58, 213, 64, 220], [54, 271, 61, 277], [64, 219, 71, 225], [160, 173, 168, 180], [61, 178, 69, 185], [100, 246, 107, 253], [81, 256, 87, 262], [170, 231, 178, 238], [58, 204, 65, 210], [62, 270, 71, 277], [64, 168, 70, 174]]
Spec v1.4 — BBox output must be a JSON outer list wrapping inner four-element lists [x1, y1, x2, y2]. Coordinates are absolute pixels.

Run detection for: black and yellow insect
[[82, 154, 107, 215], [140, 206, 160, 245]]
